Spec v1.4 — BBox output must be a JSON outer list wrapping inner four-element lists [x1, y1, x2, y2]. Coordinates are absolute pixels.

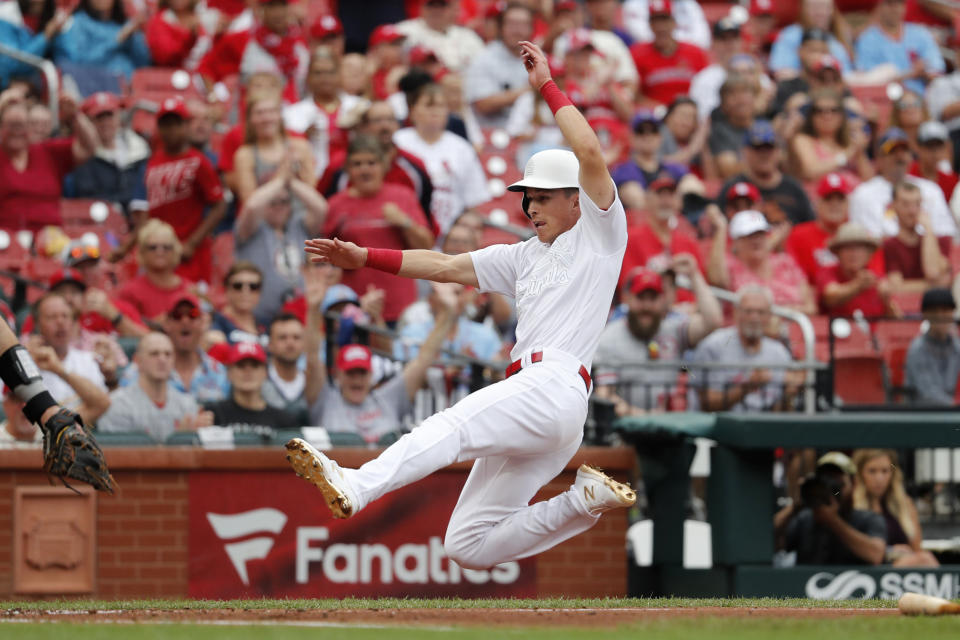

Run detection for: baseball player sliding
[[289, 40, 635, 570]]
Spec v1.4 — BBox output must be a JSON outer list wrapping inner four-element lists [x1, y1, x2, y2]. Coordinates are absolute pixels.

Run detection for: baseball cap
[[49, 268, 86, 291], [567, 28, 595, 52], [750, 0, 774, 15], [918, 121, 949, 145], [878, 127, 910, 154], [336, 344, 373, 372], [816, 172, 852, 198], [554, 0, 577, 12], [801, 28, 830, 44], [226, 341, 267, 366], [322, 283, 360, 313], [712, 17, 741, 37], [310, 14, 343, 39], [627, 268, 664, 295], [921, 287, 956, 312], [725, 181, 760, 204], [369, 24, 404, 47], [817, 451, 856, 475], [743, 120, 777, 147], [813, 55, 842, 74], [632, 109, 661, 131], [648, 171, 677, 191], [81, 92, 122, 118], [729, 210, 770, 239], [409, 45, 440, 66], [649, 0, 672, 16], [157, 97, 191, 121], [167, 293, 201, 315]]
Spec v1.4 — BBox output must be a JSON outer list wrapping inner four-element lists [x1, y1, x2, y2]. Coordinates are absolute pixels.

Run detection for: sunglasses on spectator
[[812, 105, 842, 115], [146, 243, 175, 253], [230, 281, 262, 292], [70, 245, 100, 261], [170, 307, 201, 320]]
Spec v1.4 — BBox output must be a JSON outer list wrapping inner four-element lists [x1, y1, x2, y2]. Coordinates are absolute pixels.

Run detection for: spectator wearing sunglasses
[[115, 219, 197, 322], [210, 262, 267, 346]]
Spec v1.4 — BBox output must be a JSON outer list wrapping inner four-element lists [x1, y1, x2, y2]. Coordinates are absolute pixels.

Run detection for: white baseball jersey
[[469, 186, 627, 369]]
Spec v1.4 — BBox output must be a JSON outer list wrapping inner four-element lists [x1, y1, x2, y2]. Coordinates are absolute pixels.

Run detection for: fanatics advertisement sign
[[188, 471, 536, 598]]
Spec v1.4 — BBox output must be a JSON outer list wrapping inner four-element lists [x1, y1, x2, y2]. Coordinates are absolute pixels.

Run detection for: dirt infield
[[0, 607, 899, 627]]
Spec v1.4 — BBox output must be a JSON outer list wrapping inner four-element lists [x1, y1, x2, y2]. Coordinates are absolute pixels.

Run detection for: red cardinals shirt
[[815, 265, 887, 318], [145, 147, 223, 283], [618, 222, 703, 302], [786, 222, 886, 283], [0, 138, 75, 230], [323, 183, 430, 321], [631, 41, 709, 106]]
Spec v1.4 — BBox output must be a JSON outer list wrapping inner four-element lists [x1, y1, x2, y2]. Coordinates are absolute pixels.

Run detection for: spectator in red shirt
[[323, 135, 434, 324], [630, 0, 708, 106], [139, 98, 226, 284], [198, 0, 309, 104], [0, 89, 97, 230], [116, 219, 196, 322], [369, 25, 407, 100], [909, 121, 959, 203], [787, 172, 886, 283], [816, 222, 896, 318], [145, 0, 211, 69], [618, 173, 702, 303], [883, 181, 951, 293]]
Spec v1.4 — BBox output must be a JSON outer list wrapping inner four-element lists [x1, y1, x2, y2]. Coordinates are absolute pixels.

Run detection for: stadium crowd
[[0, 0, 959, 453]]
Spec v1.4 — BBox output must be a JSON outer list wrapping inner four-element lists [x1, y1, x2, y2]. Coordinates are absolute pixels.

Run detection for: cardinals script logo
[[207, 509, 288, 585]]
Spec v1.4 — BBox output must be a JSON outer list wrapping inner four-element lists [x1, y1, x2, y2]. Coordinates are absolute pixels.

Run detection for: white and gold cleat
[[285, 438, 357, 518], [574, 464, 636, 515]]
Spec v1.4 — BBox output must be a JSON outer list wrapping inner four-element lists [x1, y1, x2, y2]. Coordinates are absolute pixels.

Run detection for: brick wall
[[0, 447, 634, 599]]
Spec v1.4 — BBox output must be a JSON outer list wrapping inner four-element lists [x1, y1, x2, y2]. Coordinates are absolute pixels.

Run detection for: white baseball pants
[[343, 348, 599, 569]]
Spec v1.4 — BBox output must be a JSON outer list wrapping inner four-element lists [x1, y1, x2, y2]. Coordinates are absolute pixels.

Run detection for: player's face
[[229, 359, 267, 394], [338, 368, 372, 404], [524, 188, 580, 244]]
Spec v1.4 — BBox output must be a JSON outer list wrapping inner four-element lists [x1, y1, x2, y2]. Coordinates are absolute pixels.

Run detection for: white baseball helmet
[[507, 149, 580, 193]]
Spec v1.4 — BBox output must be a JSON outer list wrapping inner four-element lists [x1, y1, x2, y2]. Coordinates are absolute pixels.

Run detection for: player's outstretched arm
[[305, 238, 480, 288], [0, 319, 116, 493], [518, 41, 614, 210]]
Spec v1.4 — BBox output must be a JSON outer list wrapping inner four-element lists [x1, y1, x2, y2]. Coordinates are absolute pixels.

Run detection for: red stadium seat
[[873, 319, 921, 389], [891, 291, 923, 316], [833, 354, 887, 405], [60, 200, 127, 236], [129, 68, 204, 136]]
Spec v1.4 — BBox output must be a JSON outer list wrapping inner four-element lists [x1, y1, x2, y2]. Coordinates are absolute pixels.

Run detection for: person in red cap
[[66, 91, 150, 214], [617, 171, 703, 304], [464, 2, 534, 129], [745, 0, 778, 62], [126, 98, 225, 285], [308, 14, 345, 58], [204, 341, 301, 430], [198, 0, 309, 104], [787, 172, 885, 283], [145, 0, 212, 69], [724, 181, 761, 218], [622, 0, 711, 50], [304, 281, 460, 444], [368, 24, 407, 100], [395, 0, 484, 72], [0, 88, 97, 231], [629, 0, 708, 107], [595, 261, 720, 415]]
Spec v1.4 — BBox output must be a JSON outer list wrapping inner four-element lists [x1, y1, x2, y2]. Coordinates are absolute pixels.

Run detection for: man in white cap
[[293, 40, 635, 570]]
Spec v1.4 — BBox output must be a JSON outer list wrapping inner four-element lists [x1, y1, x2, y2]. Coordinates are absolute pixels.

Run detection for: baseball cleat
[[285, 438, 356, 518], [574, 464, 636, 515]]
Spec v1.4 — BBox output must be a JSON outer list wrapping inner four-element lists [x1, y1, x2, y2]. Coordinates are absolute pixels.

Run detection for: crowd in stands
[[0, 0, 960, 453]]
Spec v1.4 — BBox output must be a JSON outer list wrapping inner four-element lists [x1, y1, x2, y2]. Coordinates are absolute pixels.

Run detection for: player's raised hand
[[304, 238, 366, 270], [519, 41, 551, 90]]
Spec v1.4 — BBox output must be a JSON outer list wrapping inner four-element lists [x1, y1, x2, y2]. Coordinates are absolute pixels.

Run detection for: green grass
[[0, 597, 900, 611], [3, 618, 959, 640]]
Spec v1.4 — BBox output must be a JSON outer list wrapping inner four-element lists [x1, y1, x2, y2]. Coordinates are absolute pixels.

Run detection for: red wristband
[[365, 248, 403, 275], [539, 79, 573, 115]]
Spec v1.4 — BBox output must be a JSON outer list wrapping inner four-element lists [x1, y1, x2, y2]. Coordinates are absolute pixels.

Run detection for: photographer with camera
[[775, 452, 886, 565]]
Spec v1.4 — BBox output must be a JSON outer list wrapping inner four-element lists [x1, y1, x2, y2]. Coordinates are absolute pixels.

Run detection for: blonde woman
[[852, 449, 939, 567], [115, 219, 195, 322]]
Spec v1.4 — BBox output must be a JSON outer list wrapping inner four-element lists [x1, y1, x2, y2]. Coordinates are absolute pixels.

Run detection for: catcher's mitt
[[42, 408, 117, 494]]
